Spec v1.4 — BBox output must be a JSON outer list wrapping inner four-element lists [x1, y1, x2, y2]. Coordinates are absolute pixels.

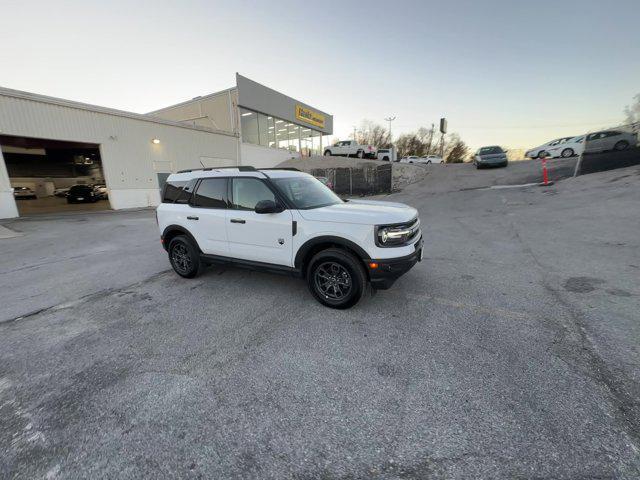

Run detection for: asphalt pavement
[[1, 163, 639, 479]]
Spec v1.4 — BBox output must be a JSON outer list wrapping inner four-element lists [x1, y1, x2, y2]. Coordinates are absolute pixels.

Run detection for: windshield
[[478, 146, 504, 155], [271, 176, 343, 210]]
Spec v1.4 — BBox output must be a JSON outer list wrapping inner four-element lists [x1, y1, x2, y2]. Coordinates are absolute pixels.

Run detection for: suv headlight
[[376, 218, 420, 247]]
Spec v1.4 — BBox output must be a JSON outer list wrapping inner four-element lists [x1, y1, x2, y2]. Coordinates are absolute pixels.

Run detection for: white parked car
[[13, 186, 37, 199], [323, 140, 377, 159], [525, 137, 576, 159], [420, 155, 444, 164], [399, 156, 421, 164], [400, 155, 441, 165], [545, 136, 585, 158], [584, 129, 637, 153], [156, 166, 423, 309], [377, 148, 397, 162]]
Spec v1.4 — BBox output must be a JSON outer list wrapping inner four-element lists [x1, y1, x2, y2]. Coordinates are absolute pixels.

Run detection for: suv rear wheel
[[168, 235, 201, 278], [307, 248, 367, 309]]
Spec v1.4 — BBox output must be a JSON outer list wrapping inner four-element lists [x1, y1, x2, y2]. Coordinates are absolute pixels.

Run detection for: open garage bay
[[1, 135, 111, 216]]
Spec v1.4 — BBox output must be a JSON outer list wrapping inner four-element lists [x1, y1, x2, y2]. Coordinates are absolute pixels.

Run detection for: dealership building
[[0, 74, 333, 219]]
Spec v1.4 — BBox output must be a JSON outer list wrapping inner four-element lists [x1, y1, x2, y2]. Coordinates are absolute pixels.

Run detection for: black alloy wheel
[[307, 248, 366, 309], [168, 235, 201, 278], [171, 243, 192, 274], [314, 261, 352, 301]]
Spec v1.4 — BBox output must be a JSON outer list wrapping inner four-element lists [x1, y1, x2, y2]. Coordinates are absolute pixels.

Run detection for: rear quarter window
[[163, 179, 197, 204], [162, 180, 187, 203]]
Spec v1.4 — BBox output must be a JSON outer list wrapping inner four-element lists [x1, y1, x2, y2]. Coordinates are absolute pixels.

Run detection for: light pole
[[384, 116, 396, 142]]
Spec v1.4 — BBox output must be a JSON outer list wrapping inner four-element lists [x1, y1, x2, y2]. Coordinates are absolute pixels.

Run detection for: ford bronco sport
[[157, 167, 422, 309]]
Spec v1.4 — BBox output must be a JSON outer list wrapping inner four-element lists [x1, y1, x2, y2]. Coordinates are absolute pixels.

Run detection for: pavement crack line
[[0, 270, 172, 326], [507, 218, 640, 449]]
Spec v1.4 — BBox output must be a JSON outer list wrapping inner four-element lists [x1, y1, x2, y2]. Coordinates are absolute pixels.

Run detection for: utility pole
[[427, 123, 435, 154], [352, 126, 357, 141], [384, 116, 396, 143]]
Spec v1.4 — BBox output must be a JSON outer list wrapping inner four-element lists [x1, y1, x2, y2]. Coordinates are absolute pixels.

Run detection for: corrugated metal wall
[[0, 91, 240, 211]]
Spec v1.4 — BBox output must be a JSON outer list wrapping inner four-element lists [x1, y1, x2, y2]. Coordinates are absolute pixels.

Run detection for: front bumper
[[367, 236, 423, 290], [477, 159, 508, 167]]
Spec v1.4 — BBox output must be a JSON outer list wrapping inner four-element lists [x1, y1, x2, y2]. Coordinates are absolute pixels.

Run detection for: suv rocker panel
[[200, 253, 301, 276]]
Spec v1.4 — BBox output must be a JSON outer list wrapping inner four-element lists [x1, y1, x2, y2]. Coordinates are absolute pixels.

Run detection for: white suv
[[156, 167, 423, 309]]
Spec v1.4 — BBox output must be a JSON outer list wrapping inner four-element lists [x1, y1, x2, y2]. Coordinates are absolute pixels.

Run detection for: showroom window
[[240, 108, 259, 145], [288, 124, 300, 152], [276, 119, 288, 149], [311, 131, 321, 156], [258, 113, 275, 148], [300, 127, 313, 156], [239, 108, 322, 153]]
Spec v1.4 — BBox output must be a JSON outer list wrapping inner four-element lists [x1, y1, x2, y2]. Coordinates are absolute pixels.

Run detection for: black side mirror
[[255, 199, 282, 214]]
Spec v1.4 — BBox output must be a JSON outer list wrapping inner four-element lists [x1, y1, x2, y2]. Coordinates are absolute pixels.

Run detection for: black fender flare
[[161, 225, 201, 252], [294, 236, 371, 271]]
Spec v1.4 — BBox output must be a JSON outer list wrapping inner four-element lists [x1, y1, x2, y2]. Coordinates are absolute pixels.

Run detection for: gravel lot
[[1, 163, 639, 479]]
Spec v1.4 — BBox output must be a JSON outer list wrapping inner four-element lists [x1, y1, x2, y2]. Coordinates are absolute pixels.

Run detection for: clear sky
[[1, 0, 638, 150]]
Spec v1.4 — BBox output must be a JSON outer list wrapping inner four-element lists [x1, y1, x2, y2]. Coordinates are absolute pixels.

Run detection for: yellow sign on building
[[295, 105, 325, 129]]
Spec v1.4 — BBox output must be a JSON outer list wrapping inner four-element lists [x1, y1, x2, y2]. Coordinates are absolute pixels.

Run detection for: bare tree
[[444, 134, 469, 163], [395, 128, 468, 160], [355, 120, 391, 148], [624, 93, 640, 124]]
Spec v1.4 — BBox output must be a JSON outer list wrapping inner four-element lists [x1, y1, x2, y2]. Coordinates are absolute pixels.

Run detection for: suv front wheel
[[307, 248, 367, 309], [168, 235, 201, 278]]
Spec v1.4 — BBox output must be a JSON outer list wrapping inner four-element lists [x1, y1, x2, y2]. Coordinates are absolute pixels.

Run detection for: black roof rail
[[176, 166, 257, 174], [258, 167, 301, 172]]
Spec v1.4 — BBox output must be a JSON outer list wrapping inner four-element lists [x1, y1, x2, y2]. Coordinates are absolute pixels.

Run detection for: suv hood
[[298, 199, 417, 225]]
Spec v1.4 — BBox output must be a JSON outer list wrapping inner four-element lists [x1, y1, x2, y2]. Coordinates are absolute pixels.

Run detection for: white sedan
[[546, 136, 585, 158], [584, 130, 637, 153], [525, 137, 576, 159], [400, 155, 443, 165], [420, 155, 444, 164], [399, 156, 421, 164]]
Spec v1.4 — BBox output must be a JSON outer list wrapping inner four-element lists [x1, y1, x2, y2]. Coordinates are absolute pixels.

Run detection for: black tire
[[426, 160, 432, 164], [614, 140, 629, 151], [306, 248, 367, 309], [356, 150, 364, 159], [383, 156, 389, 161], [561, 148, 574, 158], [324, 150, 332, 156], [168, 235, 201, 278], [538, 151, 548, 159]]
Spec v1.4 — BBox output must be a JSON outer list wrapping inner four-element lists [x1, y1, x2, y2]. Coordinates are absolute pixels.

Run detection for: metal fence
[[311, 164, 392, 196]]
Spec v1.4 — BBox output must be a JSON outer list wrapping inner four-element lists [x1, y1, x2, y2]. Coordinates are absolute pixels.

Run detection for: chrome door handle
[[187, 216, 199, 220], [230, 218, 246, 224]]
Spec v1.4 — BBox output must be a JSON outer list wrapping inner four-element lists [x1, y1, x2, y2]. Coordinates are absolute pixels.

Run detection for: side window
[[231, 178, 277, 210], [192, 178, 227, 208], [162, 180, 186, 203], [174, 179, 197, 204]]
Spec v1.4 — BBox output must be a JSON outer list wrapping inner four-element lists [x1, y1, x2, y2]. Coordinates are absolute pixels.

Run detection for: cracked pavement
[[1, 164, 639, 479]]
